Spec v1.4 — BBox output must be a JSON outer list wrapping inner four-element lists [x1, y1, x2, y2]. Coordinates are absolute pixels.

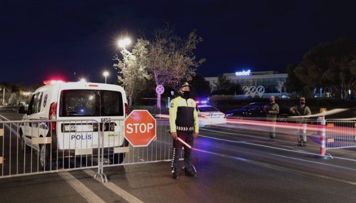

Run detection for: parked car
[[225, 102, 290, 121], [225, 102, 267, 118], [197, 104, 226, 127]]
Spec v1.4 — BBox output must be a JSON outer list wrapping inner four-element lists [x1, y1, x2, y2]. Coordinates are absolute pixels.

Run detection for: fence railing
[[225, 116, 356, 158], [0, 115, 354, 180], [0, 118, 171, 182]]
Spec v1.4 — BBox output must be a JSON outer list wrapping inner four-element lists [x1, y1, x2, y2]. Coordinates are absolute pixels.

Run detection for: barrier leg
[[318, 111, 332, 159], [94, 124, 108, 183], [320, 124, 326, 158]]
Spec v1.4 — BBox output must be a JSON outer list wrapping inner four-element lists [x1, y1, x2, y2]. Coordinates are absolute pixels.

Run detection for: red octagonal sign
[[124, 110, 157, 147]]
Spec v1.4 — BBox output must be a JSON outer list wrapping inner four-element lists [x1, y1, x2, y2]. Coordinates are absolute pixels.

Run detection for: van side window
[[27, 95, 36, 114], [37, 93, 43, 112], [28, 92, 43, 114]]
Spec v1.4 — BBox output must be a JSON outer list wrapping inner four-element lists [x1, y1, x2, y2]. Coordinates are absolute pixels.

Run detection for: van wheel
[[39, 144, 57, 170]]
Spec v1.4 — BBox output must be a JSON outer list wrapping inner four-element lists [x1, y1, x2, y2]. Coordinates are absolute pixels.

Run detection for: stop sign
[[124, 110, 157, 147]]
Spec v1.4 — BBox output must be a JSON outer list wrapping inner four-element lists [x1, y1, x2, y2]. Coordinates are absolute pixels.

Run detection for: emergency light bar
[[43, 80, 65, 85]]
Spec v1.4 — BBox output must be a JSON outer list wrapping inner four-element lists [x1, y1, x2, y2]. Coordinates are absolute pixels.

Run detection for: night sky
[[1, 0, 356, 84]]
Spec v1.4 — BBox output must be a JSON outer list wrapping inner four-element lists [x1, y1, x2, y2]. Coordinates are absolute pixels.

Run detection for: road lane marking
[[58, 171, 106, 203], [194, 145, 356, 186], [199, 132, 310, 154], [199, 134, 247, 144], [266, 154, 356, 186], [201, 128, 356, 163], [84, 169, 144, 203], [270, 153, 356, 172], [201, 127, 300, 146]]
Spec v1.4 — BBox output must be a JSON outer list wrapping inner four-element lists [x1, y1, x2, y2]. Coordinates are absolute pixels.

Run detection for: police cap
[[180, 82, 190, 88]]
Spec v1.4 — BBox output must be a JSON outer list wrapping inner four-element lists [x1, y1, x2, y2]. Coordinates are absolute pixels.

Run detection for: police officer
[[169, 82, 199, 179], [264, 96, 279, 139], [290, 96, 311, 146]]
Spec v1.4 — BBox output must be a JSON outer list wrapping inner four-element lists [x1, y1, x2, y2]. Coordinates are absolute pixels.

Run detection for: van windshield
[[59, 90, 124, 117]]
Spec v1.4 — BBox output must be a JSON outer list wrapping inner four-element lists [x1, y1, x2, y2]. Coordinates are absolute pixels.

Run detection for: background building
[[205, 70, 288, 98]]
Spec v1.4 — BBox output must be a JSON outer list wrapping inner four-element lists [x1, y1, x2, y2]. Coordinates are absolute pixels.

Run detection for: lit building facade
[[205, 70, 288, 98]]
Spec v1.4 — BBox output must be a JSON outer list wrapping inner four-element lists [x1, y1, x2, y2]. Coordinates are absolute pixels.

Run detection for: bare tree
[[147, 29, 205, 108], [114, 29, 205, 109], [114, 39, 150, 106]]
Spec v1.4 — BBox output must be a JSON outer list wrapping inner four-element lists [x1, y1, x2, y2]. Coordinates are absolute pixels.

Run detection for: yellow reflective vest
[[169, 96, 199, 133]]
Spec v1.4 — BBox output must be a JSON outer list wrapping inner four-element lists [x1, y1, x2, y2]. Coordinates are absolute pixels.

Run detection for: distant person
[[169, 81, 199, 179], [289, 97, 312, 146], [264, 96, 279, 139]]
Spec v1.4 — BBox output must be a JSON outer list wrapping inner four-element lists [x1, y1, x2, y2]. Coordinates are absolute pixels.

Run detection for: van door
[[58, 89, 125, 150], [24, 92, 44, 147]]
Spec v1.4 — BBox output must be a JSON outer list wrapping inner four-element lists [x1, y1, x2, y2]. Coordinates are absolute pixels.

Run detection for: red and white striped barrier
[[318, 117, 327, 157]]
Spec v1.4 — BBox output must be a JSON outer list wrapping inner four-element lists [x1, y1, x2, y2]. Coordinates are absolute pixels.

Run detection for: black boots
[[184, 165, 197, 177], [172, 166, 198, 179]]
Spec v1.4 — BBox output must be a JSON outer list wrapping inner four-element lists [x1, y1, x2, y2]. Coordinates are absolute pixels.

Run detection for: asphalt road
[[1, 108, 356, 202]]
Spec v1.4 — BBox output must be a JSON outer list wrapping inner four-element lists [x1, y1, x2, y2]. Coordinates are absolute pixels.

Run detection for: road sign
[[124, 110, 157, 147], [156, 85, 165, 95]]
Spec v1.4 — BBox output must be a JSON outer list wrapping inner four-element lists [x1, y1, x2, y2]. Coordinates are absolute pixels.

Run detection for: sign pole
[[155, 85, 165, 114]]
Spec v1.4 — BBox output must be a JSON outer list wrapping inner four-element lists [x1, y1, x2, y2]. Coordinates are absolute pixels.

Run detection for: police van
[[19, 80, 128, 169]]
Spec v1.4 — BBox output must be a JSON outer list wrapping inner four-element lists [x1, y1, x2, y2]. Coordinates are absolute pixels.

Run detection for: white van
[[19, 80, 128, 168]]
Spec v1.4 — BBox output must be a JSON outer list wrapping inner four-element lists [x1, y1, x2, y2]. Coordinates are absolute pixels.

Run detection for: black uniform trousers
[[171, 131, 194, 172]]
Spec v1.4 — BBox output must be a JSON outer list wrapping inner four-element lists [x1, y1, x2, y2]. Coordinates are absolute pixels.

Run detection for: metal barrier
[[0, 118, 172, 181], [226, 117, 356, 159], [97, 119, 172, 182], [0, 119, 101, 178], [3, 115, 352, 180], [323, 120, 356, 153]]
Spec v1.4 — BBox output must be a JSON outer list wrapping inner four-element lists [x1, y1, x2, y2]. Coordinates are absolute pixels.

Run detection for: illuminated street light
[[102, 70, 110, 83], [117, 37, 132, 49]]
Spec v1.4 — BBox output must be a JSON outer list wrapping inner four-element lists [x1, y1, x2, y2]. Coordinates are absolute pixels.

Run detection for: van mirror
[[18, 106, 28, 114]]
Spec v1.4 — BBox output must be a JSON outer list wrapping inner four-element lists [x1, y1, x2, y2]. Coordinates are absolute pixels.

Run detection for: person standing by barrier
[[169, 82, 199, 179], [290, 97, 312, 146], [264, 96, 279, 139]]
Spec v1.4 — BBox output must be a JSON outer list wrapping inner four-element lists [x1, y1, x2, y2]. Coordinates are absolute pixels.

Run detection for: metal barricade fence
[[97, 118, 172, 182], [276, 118, 356, 158], [323, 119, 356, 151], [0, 119, 101, 178], [0, 118, 172, 181]]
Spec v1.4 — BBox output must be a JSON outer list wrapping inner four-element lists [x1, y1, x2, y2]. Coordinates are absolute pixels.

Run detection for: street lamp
[[117, 37, 132, 50], [102, 71, 110, 84]]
